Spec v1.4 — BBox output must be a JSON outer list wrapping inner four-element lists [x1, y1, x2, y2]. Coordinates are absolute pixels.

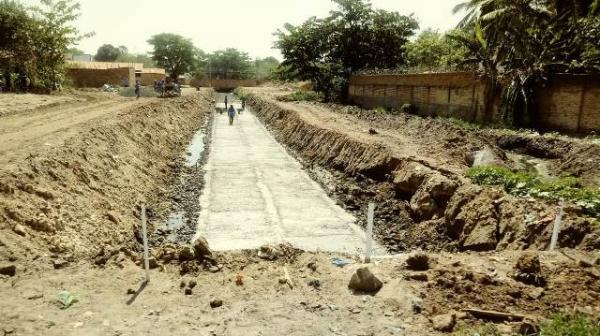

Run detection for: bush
[[467, 165, 600, 217], [276, 90, 323, 102], [541, 313, 600, 336]]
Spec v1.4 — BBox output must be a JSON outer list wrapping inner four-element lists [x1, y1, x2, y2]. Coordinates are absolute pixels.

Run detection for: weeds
[[467, 165, 600, 217], [453, 324, 502, 336], [233, 88, 250, 101], [276, 90, 323, 102], [541, 313, 600, 336]]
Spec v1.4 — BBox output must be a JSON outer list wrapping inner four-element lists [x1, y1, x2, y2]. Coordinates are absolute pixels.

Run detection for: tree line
[[275, 0, 600, 126]]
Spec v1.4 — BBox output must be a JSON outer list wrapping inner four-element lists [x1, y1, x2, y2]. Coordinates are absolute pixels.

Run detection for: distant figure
[[123, 78, 129, 87], [241, 96, 246, 110], [135, 81, 141, 99], [227, 104, 236, 125], [224, 95, 228, 109]]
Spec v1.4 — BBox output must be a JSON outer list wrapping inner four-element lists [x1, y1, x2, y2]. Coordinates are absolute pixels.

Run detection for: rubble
[[348, 267, 382, 293]]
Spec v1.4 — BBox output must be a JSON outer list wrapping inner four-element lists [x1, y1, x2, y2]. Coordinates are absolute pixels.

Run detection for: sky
[[26, 0, 464, 59]]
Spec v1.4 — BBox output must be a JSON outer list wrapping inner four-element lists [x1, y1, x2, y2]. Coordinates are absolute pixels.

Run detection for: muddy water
[[185, 119, 209, 167]]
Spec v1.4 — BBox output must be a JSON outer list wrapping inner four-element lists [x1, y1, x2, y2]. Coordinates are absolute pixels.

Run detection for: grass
[[276, 90, 323, 102], [233, 88, 250, 101], [467, 165, 600, 217], [541, 313, 600, 336], [453, 314, 600, 336]]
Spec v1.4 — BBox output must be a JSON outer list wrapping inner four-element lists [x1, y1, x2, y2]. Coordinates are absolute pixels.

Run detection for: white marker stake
[[365, 203, 375, 263], [141, 203, 150, 282], [549, 200, 564, 251]]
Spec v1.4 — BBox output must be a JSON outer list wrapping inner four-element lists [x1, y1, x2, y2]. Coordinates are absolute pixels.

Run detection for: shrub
[[541, 313, 600, 336], [466, 165, 600, 217], [276, 90, 323, 102]]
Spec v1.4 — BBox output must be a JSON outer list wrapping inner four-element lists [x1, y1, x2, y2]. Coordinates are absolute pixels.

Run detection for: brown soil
[[242, 87, 599, 254], [0, 90, 214, 271]]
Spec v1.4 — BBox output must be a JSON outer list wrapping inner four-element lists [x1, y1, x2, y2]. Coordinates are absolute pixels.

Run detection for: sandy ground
[[196, 97, 380, 254]]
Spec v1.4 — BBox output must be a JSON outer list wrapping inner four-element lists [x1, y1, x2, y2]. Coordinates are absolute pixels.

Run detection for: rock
[[188, 280, 197, 289], [13, 224, 27, 237], [513, 253, 545, 286], [518, 320, 539, 335], [528, 287, 545, 299], [404, 272, 428, 281], [0, 264, 16, 277], [307, 279, 321, 289], [431, 313, 456, 332], [258, 244, 282, 260], [307, 261, 317, 272], [148, 257, 159, 269], [392, 162, 433, 195], [193, 237, 212, 259], [105, 212, 119, 224], [126, 288, 136, 295], [410, 174, 458, 220], [405, 253, 430, 271], [368, 128, 378, 135], [180, 280, 186, 288], [52, 259, 69, 269], [208, 265, 221, 273], [469, 147, 505, 167], [178, 246, 195, 261], [210, 299, 223, 308], [184, 288, 192, 295], [348, 267, 383, 293]]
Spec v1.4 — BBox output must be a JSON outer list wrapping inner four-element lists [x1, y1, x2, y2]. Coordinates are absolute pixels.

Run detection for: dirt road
[[0, 96, 143, 167], [196, 97, 381, 254]]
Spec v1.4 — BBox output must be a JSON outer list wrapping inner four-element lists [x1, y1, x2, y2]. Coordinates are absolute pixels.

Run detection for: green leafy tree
[[206, 48, 253, 79], [147, 33, 196, 80], [406, 29, 470, 71], [94, 44, 122, 61], [255, 56, 280, 80], [0, 0, 37, 90], [275, 0, 418, 101], [32, 0, 90, 90], [115, 52, 158, 68]]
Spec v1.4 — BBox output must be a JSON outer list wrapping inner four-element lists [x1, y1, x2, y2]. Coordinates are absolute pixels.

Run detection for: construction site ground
[[0, 87, 598, 336]]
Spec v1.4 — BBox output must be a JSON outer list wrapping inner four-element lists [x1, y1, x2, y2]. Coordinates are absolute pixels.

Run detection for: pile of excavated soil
[[0, 90, 109, 117], [0, 92, 214, 274], [242, 88, 599, 254], [2, 244, 597, 335]]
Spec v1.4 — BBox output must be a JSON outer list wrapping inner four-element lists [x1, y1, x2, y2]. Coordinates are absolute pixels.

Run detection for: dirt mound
[[243, 89, 599, 253], [0, 93, 213, 273]]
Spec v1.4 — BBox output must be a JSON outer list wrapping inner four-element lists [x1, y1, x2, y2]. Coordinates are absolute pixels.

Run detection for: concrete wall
[[67, 67, 135, 88], [349, 72, 600, 133], [138, 73, 165, 86]]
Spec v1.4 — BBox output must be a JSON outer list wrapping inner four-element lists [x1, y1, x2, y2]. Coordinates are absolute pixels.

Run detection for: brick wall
[[350, 72, 600, 133], [138, 73, 165, 86], [67, 67, 135, 88]]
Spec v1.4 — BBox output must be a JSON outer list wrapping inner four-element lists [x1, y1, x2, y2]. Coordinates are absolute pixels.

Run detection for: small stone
[[184, 288, 192, 295], [209, 266, 220, 273], [405, 272, 428, 281], [307, 261, 317, 272], [513, 253, 545, 286], [210, 299, 223, 308], [0, 264, 16, 277], [193, 237, 213, 259], [307, 278, 321, 289], [52, 259, 69, 269], [368, 128, 378, 135], [178, 246, 195, 261], [180, 280, 186, 288], [406, 253, 429, 271], [528, 287, 545, 299], [148, 257, 159, 269], [278, 277, 287, 284], [13, 224, 27, 236], [518, 320, 539, 335], [432, 313, 456, 332], [348, 267, 383, 292], [126, 288, 136, 295], [412, 300, 423, 314], [188, 280, 197, 289]]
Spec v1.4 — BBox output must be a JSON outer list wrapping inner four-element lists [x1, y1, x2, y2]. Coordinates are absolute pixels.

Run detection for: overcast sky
[[26, 0, 464, 59]]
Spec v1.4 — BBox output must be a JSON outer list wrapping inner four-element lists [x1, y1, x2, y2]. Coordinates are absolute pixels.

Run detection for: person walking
[[134, 81, 141, 99], [224, 95, 228, 109], [227, 104, 236, 125]]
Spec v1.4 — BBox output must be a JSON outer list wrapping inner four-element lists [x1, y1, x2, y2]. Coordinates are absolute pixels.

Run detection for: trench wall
[[349, 73, 600, 133]]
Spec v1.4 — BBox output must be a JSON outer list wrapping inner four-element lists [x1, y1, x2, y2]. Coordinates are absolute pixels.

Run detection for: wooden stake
[[365, 203, 375, 263], [141, 203, 150, 282]]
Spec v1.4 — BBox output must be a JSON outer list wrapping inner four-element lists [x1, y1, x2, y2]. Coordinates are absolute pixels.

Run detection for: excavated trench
[[241, 90, 600, 253]]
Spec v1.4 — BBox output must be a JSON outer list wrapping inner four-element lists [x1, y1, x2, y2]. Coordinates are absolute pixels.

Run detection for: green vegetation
[[541, 313, 600, 336], [467, 165, 600, 217], [274, 0, 418, 101], [94, 44, 127, 62], [406, 28, 471, 72], [147, 33, 197, 81], [276, 90, 323, 102], [1, 0, 89, 92], [453, 324, 502, 336]]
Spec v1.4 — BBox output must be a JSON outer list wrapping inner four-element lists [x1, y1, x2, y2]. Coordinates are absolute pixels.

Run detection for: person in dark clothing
[[135, 81, 141, 99], [228, 104, 236, 125], [224, 95, 228, 109]]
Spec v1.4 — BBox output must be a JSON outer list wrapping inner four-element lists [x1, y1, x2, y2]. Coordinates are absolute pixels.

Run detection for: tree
[[33, 0, 89, 90], [115, 53, 157, 68], [0, 0, 37, 90], [206, 48, 253, 79], [95, 44, 122, 61], [67, 46, 84, 55], [275, 0, 418, 101], [406, 29, 469, 71], [147, 33, 196, 80], [255, 57, 280, 80]]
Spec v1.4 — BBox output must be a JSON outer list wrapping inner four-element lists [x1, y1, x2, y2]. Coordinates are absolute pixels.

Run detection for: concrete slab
[[195, 102, 383, 255]]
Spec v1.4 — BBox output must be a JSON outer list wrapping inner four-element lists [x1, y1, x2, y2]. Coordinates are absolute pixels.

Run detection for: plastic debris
[[331, 257, 352, 268], [57, 291, 78, 309]]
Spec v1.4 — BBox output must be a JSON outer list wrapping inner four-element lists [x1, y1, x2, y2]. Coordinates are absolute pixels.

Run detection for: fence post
[[365, 203, 375, 263], [141, 203, 150, 282]]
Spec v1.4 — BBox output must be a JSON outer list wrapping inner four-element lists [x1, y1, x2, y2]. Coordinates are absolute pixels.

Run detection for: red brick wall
[[350, 73, 600, 133]]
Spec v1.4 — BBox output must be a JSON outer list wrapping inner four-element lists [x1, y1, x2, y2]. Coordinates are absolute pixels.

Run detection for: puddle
[[506, 152, 551, 178], [185, 127, 207, 167], [165, 211, 186, 241]]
